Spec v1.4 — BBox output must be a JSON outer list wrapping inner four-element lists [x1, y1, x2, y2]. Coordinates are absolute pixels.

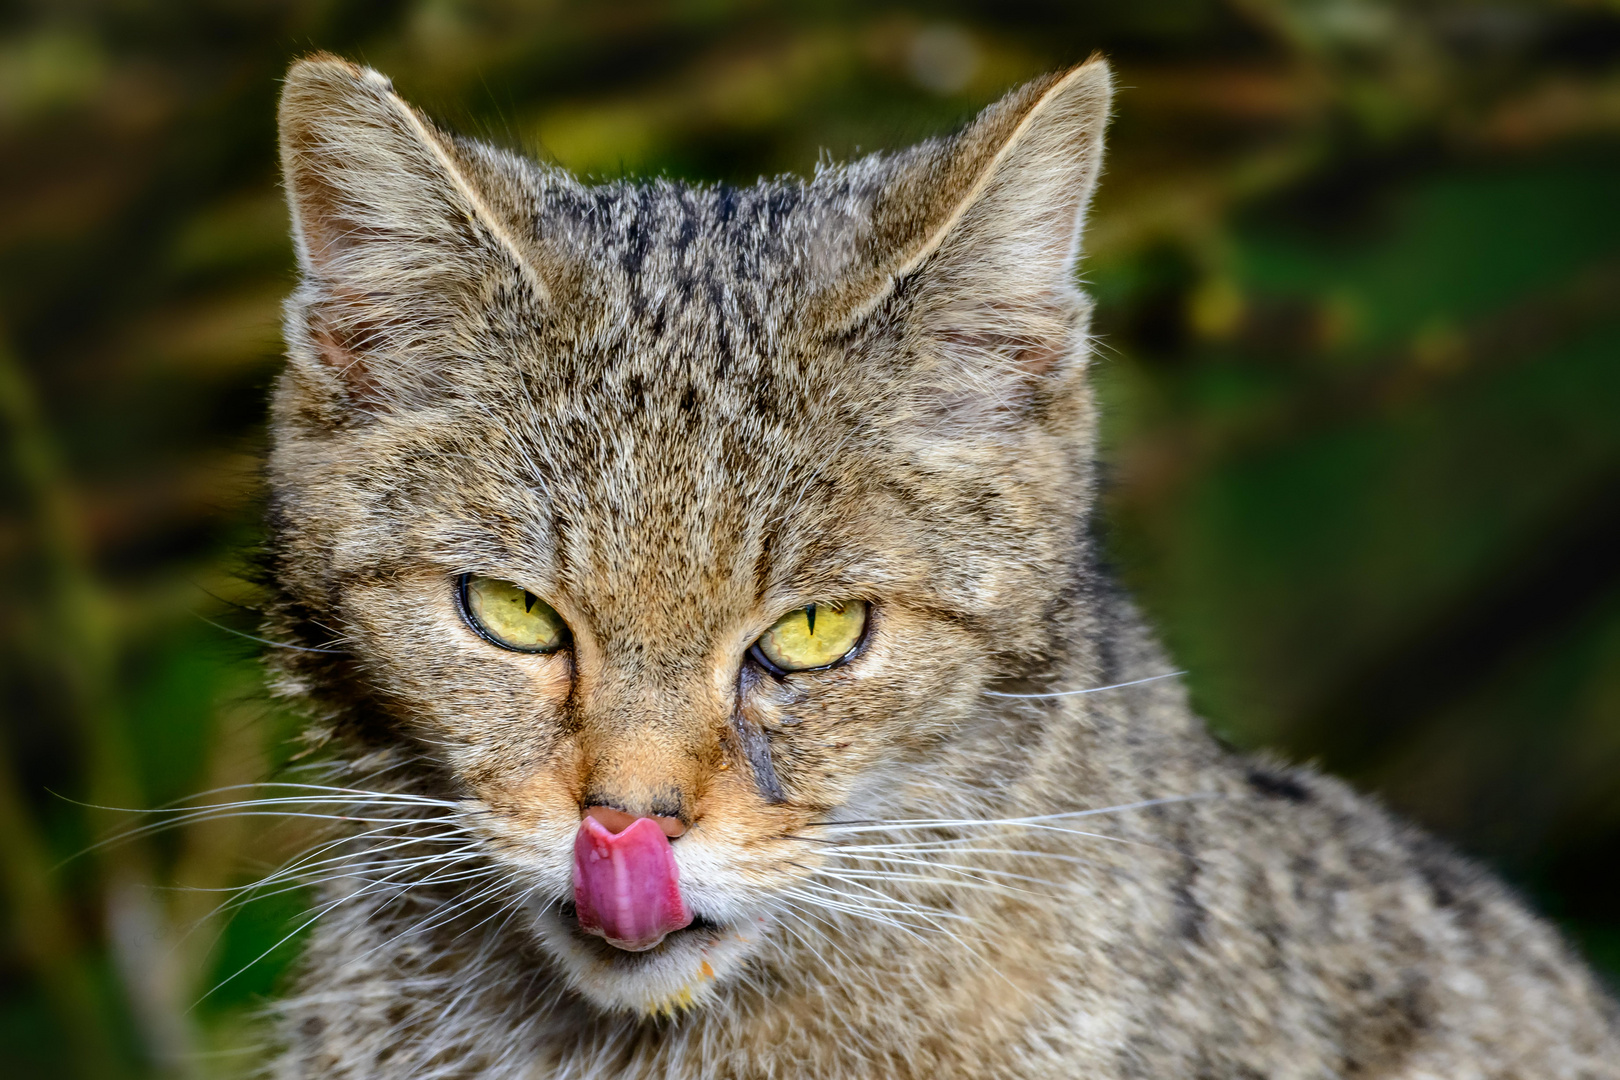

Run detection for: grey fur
[[263, 54, 1620, 1078]]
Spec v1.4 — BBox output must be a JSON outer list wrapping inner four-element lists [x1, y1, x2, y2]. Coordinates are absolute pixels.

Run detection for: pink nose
[[572, 814, 693, 952]]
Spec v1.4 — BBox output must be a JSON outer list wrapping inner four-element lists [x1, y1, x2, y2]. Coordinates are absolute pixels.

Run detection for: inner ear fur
[[278, 53, 551, 409], [840, 59, 1114, 426]]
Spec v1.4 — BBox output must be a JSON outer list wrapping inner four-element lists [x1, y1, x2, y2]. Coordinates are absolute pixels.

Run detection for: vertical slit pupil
[[524, 591, 536, 613], [806, 603, 817, 634]]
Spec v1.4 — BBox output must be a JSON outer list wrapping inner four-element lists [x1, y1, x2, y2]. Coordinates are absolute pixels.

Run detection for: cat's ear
[[278, 54, 552, 409], [834, 60, 1113, 431]]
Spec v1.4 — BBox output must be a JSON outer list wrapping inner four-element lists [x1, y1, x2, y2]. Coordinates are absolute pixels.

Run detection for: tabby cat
[[264, 53, 1619, 1078]]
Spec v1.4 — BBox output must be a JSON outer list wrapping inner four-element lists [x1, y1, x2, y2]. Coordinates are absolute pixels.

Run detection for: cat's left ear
[[835, 59, 1113, 429]]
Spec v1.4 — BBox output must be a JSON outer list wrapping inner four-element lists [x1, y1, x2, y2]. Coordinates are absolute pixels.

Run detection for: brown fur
[[263, 54, 1620, 1078]]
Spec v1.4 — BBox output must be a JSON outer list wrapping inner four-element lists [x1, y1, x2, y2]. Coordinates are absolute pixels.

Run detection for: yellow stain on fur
[[699, 960, 714, 979], [648, 984, 698, 1019]]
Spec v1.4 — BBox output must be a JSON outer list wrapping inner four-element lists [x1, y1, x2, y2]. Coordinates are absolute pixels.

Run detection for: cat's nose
[[582, 803, 686, 839]]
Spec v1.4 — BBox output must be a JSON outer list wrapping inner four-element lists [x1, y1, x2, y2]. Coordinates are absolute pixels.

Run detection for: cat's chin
[[528, 900, 771, 1017]]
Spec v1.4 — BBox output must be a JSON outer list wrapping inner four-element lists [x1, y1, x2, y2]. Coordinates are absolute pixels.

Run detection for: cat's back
[[1122, 765, 1620, 1076]]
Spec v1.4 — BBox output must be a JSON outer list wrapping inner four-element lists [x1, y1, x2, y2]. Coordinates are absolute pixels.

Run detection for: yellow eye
[[460, 574, 569, 653], [754, 600, 868, 673]]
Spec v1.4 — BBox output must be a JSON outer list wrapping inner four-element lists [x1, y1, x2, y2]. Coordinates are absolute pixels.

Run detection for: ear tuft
[[279, 55, 425, 280]]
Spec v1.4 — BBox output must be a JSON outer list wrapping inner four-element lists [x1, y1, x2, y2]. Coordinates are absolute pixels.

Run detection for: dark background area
[[1, 1, 1617, 1076]]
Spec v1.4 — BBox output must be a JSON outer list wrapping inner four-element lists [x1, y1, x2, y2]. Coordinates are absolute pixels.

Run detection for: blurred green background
[[1, 0, 1617, 1075]]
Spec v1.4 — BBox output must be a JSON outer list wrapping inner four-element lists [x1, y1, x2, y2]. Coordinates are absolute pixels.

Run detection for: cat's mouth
[[532, 894, 763, 1016], [558, 901, 726, 958]]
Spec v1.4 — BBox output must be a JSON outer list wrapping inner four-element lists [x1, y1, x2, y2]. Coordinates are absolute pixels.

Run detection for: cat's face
[[271, 55, 1110, 1015]]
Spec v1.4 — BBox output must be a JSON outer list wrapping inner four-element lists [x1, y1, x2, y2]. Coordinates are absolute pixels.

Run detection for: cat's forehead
[[525, 167, 881, 339], [485, 308, 862, 535], [483, 179, 877, 446], [579, 180, 808, 274]]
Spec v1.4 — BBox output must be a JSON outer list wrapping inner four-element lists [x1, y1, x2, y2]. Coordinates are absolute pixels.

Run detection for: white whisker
[[811, 866, 1048, 899], [815, 858, 1061, 892], [982, 670, 1185, 699], [815, 794, 1212, 835]]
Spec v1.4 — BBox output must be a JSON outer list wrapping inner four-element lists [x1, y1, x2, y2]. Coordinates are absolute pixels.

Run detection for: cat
[[262, 52, 1620, 1078]]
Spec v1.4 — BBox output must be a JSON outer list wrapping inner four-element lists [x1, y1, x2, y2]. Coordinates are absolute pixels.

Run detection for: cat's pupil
[[523, 591, 536, 614], [805, 603, 817, 634]]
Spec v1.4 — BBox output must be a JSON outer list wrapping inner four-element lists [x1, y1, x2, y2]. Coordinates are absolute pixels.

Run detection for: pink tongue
[[572, 815, 693, 952]]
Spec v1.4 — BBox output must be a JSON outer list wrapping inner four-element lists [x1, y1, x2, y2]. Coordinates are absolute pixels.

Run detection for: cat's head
[[271, 54, 1111, 1015]]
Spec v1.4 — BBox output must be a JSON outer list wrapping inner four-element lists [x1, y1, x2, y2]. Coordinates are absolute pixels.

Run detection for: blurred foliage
[[0, 0, 1617, 1076]]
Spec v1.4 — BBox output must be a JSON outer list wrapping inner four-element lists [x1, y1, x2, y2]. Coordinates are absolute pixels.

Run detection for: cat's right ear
[[814, 60, 1112, 440], [279, 54, 553, 411]]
